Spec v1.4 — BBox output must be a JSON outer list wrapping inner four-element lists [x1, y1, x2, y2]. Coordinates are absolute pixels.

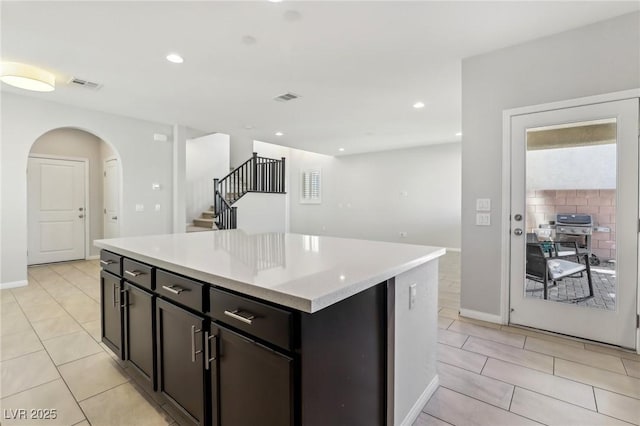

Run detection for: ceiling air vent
[[68, 77, 102, 90], [274, 92, 300, 102]]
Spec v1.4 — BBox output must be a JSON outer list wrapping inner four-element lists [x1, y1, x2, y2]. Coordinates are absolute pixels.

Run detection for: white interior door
[[28, 157, 86, 265], [509, 98, 639, 349], [103, 158, 120, 238]]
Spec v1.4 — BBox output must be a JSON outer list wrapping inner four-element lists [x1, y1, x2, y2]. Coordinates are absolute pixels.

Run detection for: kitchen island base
[[96, 232, 443, 426]]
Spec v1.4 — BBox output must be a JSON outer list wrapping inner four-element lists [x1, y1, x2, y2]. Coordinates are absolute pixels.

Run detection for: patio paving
[[525, 261, 616, 310]]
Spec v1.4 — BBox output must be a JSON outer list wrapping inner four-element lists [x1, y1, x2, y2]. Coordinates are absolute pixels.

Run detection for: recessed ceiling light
[[268, 0, 282, 2], [166, 53, 184, 64], [275, 132, 284, 136], [338, 148, 345, 152], [413, 101, 425, 109], [456, 132, 462, 136]]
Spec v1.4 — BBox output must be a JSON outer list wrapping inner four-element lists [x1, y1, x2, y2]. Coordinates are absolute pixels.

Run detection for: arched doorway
[[27, 127, 121, 265]]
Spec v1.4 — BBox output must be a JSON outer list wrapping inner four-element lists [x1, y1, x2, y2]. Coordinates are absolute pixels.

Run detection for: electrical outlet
[[409, 283, 417, 309], [399, 231, 408, 238]]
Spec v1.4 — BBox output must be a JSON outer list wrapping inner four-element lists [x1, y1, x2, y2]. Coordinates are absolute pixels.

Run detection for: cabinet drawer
[[156, 270, 204, 312], [100, 250, 122, 276], [209, 288, 292, 351], [122, 258, 154, 290]]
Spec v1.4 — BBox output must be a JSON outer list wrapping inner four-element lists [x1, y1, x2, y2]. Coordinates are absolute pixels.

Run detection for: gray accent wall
[[460, 12, 640, 316]]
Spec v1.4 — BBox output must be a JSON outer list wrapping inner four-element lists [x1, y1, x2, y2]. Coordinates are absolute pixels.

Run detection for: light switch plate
[[476, 213, 491, 226], [135, 204, 144, 212], [476, 198, 491, 211]]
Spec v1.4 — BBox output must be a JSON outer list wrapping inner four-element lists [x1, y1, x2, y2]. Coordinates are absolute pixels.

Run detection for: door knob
[[78, 214, 84, 218], [79, 207, 84, 211], [112, 216, 118, 220], [513, 228, 523, 236], [514, 214, 522, 221]]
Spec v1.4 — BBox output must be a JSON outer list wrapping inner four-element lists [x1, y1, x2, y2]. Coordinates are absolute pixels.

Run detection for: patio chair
[[526, 243, 594, 300]]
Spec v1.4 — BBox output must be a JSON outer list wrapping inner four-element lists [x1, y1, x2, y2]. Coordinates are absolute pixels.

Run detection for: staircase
[[213, 152, 286, 230], [187, 207, 219, 232]]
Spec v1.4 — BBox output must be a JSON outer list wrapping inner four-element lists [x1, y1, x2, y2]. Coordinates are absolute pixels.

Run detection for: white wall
[[254, 140, 291, 232], [29, 128, 112, 257], [394, 260, 439, 425], [289, 143, 461, 249], [460, 12, 640, 317], [527, 144, 616, 190], [234, 193, 287, 234], [1, 93, 175, 285], [186, 133, 230, 222]]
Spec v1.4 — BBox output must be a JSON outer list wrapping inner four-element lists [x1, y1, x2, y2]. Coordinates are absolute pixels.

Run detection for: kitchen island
[[95, 231, 444, 426]]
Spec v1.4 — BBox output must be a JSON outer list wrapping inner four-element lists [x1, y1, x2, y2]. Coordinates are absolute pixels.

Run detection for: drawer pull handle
[[204, 331, 217, 370], [100, 259, 114, 266], [191, 325, 202, 363], [224, 309, 255, 325], [162, 285, 185, 295], [124, 270, 143, 277]]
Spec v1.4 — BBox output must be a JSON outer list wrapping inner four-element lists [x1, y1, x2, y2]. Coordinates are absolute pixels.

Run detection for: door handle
[[112, 216, 118, 220], [204, 331, 217, 370], [78, 214, 84, 218], [513, 228, 523, 236], [191, 325, 202, 363]]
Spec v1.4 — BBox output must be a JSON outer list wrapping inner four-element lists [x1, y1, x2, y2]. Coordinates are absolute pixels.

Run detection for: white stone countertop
[[94, 231, 445, 313]]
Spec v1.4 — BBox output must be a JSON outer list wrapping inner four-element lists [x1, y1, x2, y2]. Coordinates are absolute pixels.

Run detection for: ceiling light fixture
[[338, 148, 345, 152], [268, 0, 283, 3], [166, 53, 184, 64], [413, 101, 425, 109], [456, 132, 462, 136], [275, 132, 284, 136], [0, 62, 55, 92]]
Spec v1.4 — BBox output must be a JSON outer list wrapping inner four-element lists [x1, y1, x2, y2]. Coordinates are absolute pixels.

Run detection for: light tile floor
[[0, 254, 637, 425]]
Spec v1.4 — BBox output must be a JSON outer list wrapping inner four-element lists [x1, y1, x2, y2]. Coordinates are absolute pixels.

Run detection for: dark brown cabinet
[[100, 249, 387, 426], [100, 270, 123, 358], [210, 323, 293, 426], [123, 282, 155, 387], [156, 298, 206, 425]]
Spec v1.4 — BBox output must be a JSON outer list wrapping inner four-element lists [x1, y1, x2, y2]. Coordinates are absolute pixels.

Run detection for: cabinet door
[[100, 270, 123, 358], [215, 324, 293, 426], [156, 299, 205, 425], [123, 283, 155, 387]]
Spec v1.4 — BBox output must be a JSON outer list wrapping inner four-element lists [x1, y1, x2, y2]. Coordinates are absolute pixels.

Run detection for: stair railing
[[213, 152, 286, 229]]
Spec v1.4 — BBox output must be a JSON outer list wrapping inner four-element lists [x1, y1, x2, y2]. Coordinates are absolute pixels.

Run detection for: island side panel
[[393, 259, 439, 425], [299, 282, 387, 426]]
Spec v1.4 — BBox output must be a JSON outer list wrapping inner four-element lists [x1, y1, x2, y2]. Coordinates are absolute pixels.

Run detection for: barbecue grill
[[555, 213, 599, 264]]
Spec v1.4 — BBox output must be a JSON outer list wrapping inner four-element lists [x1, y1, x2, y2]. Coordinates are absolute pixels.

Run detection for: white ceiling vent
[[68, 77, 102, 90], [274, 92, 300, 102]]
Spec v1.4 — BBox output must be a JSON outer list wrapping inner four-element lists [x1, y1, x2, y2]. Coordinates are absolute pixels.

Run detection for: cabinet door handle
[[162, 285, 185, 295], [204, 331, 217, 370], [121, 289, 128, 309], [191, 325, 202, 363], [124, 270, 143, 277], [100, 259, 114, 266], [224, 309, 255, 325], [113, 284, 120, 307]]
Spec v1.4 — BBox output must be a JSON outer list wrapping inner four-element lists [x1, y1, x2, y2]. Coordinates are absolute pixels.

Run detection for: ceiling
[[2, 1, 638, 156]]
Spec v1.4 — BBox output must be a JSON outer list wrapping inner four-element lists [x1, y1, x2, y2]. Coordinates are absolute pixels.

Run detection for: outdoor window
[[300, 169, 321, 204]]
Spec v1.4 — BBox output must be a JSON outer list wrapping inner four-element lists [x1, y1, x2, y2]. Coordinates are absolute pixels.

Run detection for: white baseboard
[[459, 308, 505, 325], [445, 247, 461, 253], [0, 280, 28, 290], [86, 255, 100, 260], [400, 374, 439, 426]]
